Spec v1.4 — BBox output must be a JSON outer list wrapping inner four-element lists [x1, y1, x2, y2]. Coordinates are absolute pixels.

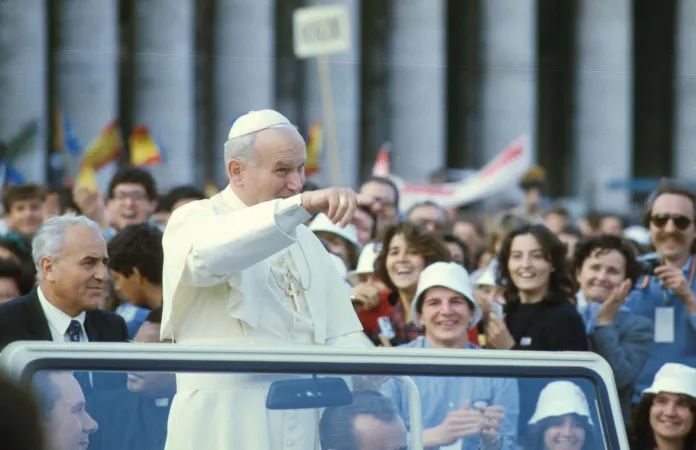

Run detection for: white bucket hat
[[643, 363, 696, 399], [476, 258, 500, 287], [346, 243, 382, 286], [309, 213, 361, 249], [228, 109, 291, 139], [411, 262, 482, 330], [528, 381, 593, 426]]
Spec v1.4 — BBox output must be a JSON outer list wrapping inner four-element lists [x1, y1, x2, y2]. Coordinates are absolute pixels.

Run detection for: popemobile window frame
[[0, 343, 628, 449]]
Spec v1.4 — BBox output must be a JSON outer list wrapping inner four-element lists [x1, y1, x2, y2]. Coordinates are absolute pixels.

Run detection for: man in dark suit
[[0, 214, 128, 390]]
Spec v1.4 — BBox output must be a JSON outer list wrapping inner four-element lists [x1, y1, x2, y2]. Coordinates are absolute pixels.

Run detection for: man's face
[[352, 414, 407, 450], [359, 181, 398, 229], [0, 277, 21, 303], [407, 205, 448, 233], [599, 216, 623, 236], [43, 226, 109, 313], [231, 128, 306, 205], [352, 208, 375, 246], [6, 198, 44, 236], [544, 212, 567, 235], [110, 269, 146, 308], [127, 321, 175, 396], [649, 193, 696, 262], [452, 220, 482, 254], [108, 183, 156, 231], [419, 286, 473, 348], [45, 373, 98, 450]]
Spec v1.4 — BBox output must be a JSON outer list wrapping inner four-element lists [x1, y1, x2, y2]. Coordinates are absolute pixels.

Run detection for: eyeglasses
[[114, 191, 148, 202], [650, 213, 693, 230]]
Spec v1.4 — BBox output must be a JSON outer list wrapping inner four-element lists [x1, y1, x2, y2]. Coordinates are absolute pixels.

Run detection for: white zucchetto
[[227, 109, 292, 139]]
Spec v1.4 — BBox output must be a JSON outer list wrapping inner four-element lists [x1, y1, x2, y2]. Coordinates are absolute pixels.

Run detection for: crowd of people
[[0, 110, 694, 450]]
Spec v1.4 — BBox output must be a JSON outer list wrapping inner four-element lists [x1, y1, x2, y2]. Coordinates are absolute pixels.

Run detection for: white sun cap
[[528, 381, 593, 426], [643, 363, 696, 399], [310, 213, 361, 249], [476, 258, 500, 287], [411, 262, 482, 330], [347, 243, 382, 286], [228, 109, 292, 139]]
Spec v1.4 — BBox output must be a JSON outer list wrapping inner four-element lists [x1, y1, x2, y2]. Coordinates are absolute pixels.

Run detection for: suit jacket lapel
[[25, 289, 53, 341], [83, 314, 99, 341]]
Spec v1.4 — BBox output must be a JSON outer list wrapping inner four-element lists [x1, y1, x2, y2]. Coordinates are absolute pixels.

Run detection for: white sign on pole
[[293, 5, 351, 58]]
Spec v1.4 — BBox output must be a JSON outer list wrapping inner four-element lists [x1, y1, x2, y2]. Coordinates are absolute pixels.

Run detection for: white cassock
[[160, 186, 364, 450]]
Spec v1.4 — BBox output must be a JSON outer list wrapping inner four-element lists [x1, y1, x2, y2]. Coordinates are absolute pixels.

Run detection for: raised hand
[[595, 279, 632, 326], [301, 187, 370, 228]]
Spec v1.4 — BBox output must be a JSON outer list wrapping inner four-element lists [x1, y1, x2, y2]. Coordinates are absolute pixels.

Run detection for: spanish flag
[[75, 164, 98, 190], [305, 121, 323, 176], [129, 125, 164, 167], [81, 121, 122, 169]]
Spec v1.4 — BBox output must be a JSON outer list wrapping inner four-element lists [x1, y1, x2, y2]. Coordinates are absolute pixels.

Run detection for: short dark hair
[[364, 177, 400, 211], [374, 222, 451, 292], [107, 224, 163, 285], [0, 258, 35, 297], [406, 201, 447, 220], [107, 166, 157, 201], [0, 374, 45, 450], [581, 210, 603, 232], [497, 224, 576, 304], [158, 185, 204, 213], [642, 178, 696, 227], [629, 393, 696, 449], [441, 233, 471, 269], [2, 184, 45, 213], [544, 205, 569, 218], [145, 306, 163, 324], [572, 235, 642, 286], [319, 390, 401, 450]]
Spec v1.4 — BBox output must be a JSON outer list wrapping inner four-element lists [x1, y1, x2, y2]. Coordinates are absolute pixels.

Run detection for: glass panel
[[29, 369, 609, 450]]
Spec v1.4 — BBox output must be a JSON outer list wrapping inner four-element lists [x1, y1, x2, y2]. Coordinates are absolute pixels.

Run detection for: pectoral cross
[[285, 280, 301, 313]]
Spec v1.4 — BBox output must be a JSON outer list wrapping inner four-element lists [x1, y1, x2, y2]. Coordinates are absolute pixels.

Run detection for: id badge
[[655, 307, 675, 343]]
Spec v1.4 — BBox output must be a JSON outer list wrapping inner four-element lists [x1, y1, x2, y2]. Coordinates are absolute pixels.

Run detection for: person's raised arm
[[166, 188, 363, 287]]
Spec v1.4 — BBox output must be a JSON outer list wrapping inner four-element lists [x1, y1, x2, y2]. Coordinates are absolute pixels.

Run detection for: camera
[[637, 253, 661, 275]]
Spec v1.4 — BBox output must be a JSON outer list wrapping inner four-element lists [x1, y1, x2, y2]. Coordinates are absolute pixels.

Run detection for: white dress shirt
[[37, 287, 88, 343]]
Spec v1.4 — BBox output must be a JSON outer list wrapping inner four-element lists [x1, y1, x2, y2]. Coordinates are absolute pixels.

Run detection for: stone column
[[0, 0, 48, 183], [132, 0, 196, 189], [302, 0, 361, 188], [574, 0, 632, 211], [479, 0, 537, 163], [388, 0, 446, 183], [673, 0, 696, 179], [212, 0, 276, 184]]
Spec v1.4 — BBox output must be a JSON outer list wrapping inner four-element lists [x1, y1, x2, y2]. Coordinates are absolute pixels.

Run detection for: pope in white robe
[[160, 110, 364, 450]]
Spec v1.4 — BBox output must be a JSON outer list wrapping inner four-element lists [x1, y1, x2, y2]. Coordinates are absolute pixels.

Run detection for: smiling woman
[[372, 221, 451, 346]]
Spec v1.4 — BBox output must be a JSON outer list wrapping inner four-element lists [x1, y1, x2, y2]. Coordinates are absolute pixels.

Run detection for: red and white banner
[[389, 135, 532, 212]]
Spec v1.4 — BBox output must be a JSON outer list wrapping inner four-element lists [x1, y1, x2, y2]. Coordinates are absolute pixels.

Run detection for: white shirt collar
[[37, 286, 86, 336]]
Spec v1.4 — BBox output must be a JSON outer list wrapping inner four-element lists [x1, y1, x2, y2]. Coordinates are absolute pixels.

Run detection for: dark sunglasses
[[650, 213, 693, 230]]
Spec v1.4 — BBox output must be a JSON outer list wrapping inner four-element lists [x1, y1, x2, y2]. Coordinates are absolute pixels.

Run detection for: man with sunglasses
[[625, 179, 696, 404]]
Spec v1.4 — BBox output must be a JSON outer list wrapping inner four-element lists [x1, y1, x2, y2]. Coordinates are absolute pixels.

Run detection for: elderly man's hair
[[224, 123, 300, 164], [31, 372, 63, 421], [32, 214, 103, 278]]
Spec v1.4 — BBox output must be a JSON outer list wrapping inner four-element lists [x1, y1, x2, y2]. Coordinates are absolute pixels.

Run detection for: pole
[[316, 56, 341, 186]]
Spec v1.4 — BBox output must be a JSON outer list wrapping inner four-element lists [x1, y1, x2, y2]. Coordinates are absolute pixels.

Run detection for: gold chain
[[270, 242, 312, 291]]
